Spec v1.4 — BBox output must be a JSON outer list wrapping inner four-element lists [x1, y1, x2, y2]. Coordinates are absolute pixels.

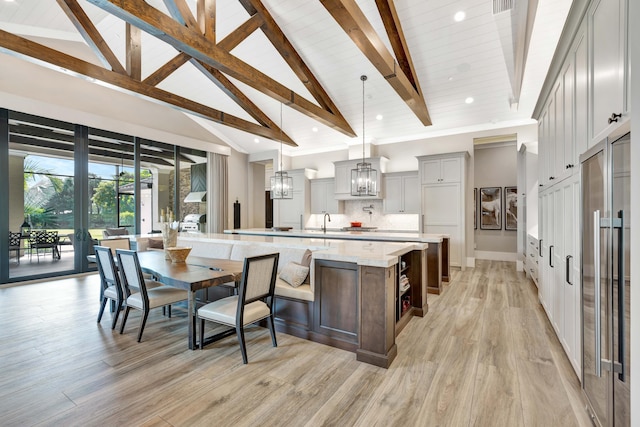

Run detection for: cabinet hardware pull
[[565, 255, 573, 285], [608, 112, 622, 124], [549, 245, 554, 267], [539, 239, 543, 257]]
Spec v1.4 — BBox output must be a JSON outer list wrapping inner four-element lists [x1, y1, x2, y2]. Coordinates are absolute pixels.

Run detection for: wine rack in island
[[395, 250, 424, 334]]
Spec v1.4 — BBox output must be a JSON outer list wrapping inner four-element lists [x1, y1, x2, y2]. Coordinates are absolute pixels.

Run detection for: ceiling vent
[[493, 0, 514, 14]]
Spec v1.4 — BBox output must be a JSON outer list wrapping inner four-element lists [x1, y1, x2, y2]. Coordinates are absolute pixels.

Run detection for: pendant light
[[351, 75, 377, 196], [270, 103, 293, 199]]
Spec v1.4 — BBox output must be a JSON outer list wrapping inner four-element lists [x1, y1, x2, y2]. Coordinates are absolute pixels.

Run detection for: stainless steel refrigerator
[[580, 130, 631, 426]]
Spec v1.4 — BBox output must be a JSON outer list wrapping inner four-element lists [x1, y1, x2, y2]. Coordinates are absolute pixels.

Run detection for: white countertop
[[166, 232, 426, 268], [224, 228, 447, 244]]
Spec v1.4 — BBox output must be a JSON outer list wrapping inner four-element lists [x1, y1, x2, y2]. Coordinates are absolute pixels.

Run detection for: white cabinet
[[418, 152, 468, 269], [538, 175, 581, 376], [383, 172, 419, 214], [589, 0, 628, 143], [420, 157, 461, 184], [333, 157, 387, 200], [310, 178, 343, 214], [273, 168, 315, 229]]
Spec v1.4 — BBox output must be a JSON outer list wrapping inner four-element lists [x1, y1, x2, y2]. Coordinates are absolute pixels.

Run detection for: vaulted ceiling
[[0, 0, 572, 156]]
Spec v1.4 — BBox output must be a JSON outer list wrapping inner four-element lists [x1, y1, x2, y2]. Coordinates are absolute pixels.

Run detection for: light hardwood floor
[[0, 260, 592, 426]]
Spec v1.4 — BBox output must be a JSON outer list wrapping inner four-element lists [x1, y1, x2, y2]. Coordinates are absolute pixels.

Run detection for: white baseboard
[[516, 260, 523, 271], [474, 251, 517, 262], [466, 257, 476, 268]]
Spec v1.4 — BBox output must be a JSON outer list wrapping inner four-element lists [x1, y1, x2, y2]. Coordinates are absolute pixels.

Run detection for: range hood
[[184, 163, 207, 203]]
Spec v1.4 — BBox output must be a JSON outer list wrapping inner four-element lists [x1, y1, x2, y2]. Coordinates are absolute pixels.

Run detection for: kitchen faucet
[[322, 213, 331, 233]]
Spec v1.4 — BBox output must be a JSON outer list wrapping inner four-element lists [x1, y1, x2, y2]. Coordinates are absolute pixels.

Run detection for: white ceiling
[[0, 0, 572, 156]]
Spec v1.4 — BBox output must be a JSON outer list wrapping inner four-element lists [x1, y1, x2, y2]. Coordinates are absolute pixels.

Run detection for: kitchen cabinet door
[[311, 179, 343, 214], [420, 160, 441, 184], [589, 0, 627, 142], [383, 172, 419, 214], [422, 183, 461, 267]]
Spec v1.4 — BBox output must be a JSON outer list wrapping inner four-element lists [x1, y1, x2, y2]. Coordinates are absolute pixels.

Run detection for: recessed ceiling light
[[454, 11, 466, 22], [465, 97, 474, 104], [448, 76, 453, 81], [312, 127, 318, 132], [376, 114, 383, 121], [254, 138, 259, 143]]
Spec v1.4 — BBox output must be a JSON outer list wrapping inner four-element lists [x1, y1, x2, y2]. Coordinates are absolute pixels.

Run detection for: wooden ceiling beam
[[142, 52, 190, 86], [0, 30, 297, 146], [238, 0, 344, 119], [56, 0, 127, 75], [162, 0, 198, 29], [126, 23, 142, 80], [321, 0, 432, 126], [197, 0, 216, 41], [86, 0, 355, 137], [190, 59, 290, 137], [217, 14, 262, 52], [375, 0, 418, 91]]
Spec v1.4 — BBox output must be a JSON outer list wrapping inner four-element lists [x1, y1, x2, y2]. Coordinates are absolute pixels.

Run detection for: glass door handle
[[594, 210, 602, 378], [616, 210, 625, 381]]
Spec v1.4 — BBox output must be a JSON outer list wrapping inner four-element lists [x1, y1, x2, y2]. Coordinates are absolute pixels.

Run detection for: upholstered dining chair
[[9, 231, 22, 264], [98, 237, 131, 254], [116, 249, 187, 342], [94, 246, 125, 330], [197, 253, 279, 364]]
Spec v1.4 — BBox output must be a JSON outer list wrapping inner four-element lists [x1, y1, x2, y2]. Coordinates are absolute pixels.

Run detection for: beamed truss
[[0, 0, 430, 147]]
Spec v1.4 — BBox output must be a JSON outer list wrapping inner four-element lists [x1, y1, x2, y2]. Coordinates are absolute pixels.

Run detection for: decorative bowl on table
[[350, 221, 362, 228], [166, 246, 192, 263]]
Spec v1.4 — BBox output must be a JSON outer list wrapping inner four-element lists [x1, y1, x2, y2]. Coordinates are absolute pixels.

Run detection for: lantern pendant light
[[351, 75, 377, 196], [270, 103, 293, 199]]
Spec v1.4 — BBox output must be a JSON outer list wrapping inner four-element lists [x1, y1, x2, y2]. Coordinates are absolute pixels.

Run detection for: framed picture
[[504, 186, 518, 230], [474, 188, 477, 229], [480, 187, 501, 230]]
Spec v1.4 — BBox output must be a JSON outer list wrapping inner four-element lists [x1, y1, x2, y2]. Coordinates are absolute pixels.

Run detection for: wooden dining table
[[123, 251, 243, 350]]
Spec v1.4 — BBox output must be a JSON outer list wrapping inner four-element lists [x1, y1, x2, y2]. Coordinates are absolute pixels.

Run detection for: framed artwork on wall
[[474, 188, 477, 229], [504, 186, 518, 231], [480, 187, 501, 230]]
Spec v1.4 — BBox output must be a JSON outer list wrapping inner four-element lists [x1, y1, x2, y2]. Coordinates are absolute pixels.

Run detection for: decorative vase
[[161, 222, 178, 260]]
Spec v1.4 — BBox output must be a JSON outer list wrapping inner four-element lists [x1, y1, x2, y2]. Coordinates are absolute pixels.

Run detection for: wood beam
[[375, 0, 418, 91], [217, 14, 262, 52], [56, 0, 126, 75], [0, 30, 297, 146], [197, 0, 216, 41], [238, 0, 344, 117], [190, 59, 291, 137], [86, 0, 355, 137], [162, 0, 198, 29], [142, 52, 190, 86], [126, 23, 142, 80], [321, 0, 431, 126]]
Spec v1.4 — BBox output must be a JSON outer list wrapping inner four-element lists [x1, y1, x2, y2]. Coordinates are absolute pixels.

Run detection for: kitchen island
[[155, 232, 429, 368], [225, 228, 450, 294]]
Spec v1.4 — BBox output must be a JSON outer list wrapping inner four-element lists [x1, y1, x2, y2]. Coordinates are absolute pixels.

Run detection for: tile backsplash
[[306, 199, 419, 231]]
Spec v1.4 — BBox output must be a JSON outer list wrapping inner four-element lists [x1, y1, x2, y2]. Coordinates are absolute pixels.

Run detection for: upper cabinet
[[333, 157, 388, 200], [589, 0, 629, 144], [310, 178, 344, 214], [383, 172, 419, 214], [420, 156, 462, 184], [536, 0, 628, 191]]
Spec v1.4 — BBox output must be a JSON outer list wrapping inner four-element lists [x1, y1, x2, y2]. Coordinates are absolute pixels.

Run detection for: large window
[[1, 109, 207, 284]]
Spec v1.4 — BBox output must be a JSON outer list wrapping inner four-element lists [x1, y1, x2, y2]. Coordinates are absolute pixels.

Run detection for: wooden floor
[[0, 260, 592, 427]]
